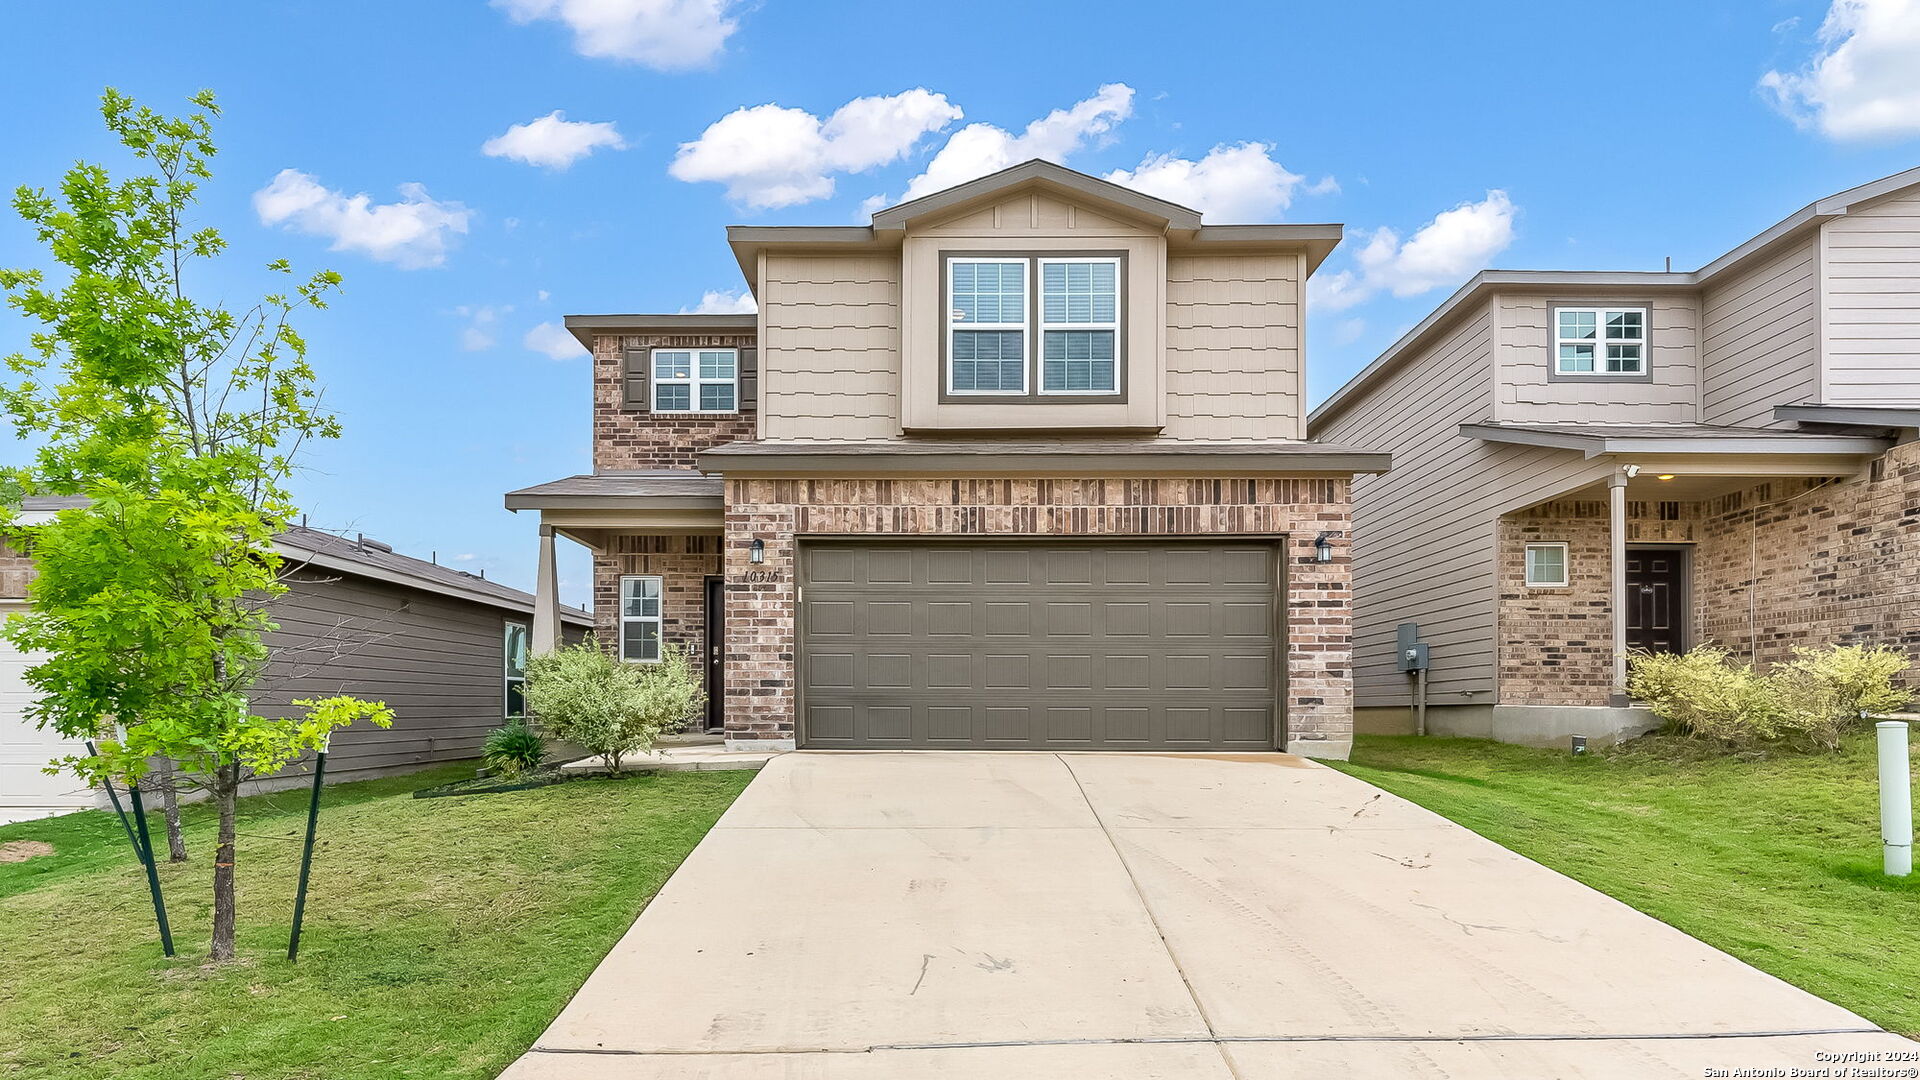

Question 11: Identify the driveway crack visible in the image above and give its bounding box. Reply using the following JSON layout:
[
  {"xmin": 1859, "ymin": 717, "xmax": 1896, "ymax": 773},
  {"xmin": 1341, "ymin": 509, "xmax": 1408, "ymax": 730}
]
[{"xmin": 1054, "ymin": 754, "xmax": 1245, "ymax": 1080}]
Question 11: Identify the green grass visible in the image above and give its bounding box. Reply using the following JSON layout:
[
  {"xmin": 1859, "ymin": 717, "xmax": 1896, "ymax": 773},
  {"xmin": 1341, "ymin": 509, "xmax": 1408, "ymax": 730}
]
[
  {"xmin": 0, "ymin": 762, "xmax": 752, "ymax": 1079},
  {"xmin": 1328, "ymin": 731, "xmax": 1920, "ymax": 1036}
]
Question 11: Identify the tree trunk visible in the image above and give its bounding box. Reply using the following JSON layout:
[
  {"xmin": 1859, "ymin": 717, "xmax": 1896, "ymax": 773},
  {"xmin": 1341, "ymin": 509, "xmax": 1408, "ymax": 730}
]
[
  {"xmin": 154, "ymin": 758, "xmax": 187, "ymax": 863},
  {"xmin": 209, "ymin": 762, "xmax": 239, "ymax": 961}
]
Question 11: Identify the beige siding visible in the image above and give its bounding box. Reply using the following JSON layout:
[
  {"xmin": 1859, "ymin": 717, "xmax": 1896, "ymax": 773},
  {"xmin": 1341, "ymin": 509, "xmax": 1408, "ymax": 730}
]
[
  {"xmin": 1163, "ymin": 253, "xmax": 1303, "ymax": 440},
  {"xmin": 1700, "ymin": 235, "xmax": 1820, "ymax": 427},
  {"xmin": 758, "ymin": 253, "xmax": 901, "ymax": 441},
  {"xmin": 1493, "ymin": 293, "xmax": 1701, "ymax": 423},
  {"xmin": 1822, "ymin": 187, "xmax": 1920, "ymax": 403},
  {"xmin": 1318, "ymin": 304, "xmax": 1621, "ymax": 709}
]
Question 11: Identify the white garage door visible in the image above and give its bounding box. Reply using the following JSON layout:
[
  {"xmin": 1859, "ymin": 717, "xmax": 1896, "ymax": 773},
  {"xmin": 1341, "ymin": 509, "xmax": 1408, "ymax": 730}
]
[{"xmin": 0, "ymin": 601, "xmax": 99, "ymax": 824}]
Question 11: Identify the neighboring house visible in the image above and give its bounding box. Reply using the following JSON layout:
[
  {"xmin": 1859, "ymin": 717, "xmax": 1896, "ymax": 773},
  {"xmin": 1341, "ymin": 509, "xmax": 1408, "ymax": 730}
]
[
  {"xmin": 508, "ymin": 160, "xmax": 1388, "ymax": 758},
  {"xmin": 1308, "ymin": 166, "xmax": 1920, "ymax": 747},
  {"xmin": 1, "ymin": 498, "xmax": 591, "ymax": 823}
]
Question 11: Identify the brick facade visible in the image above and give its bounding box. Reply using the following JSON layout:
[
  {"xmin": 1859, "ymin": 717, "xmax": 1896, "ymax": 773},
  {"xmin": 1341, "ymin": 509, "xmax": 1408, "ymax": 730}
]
[
  {"xmin": 592, "ymin": 534, "xmax": 721, "ymax": 661},
  {"xmin": 593, "ymin": 332, "xmax": 756, "ymax": 471},
  {"xmin": 1497, "ymin": 441, "xmax": 1920, "ymax": 706},
  {"xmin": 0, "ymin": 541, "xmax": 33, "ymax": 600},
  {"xmin": 722, "ymin": 477, "xmax": 1355, "ymax": 754}
]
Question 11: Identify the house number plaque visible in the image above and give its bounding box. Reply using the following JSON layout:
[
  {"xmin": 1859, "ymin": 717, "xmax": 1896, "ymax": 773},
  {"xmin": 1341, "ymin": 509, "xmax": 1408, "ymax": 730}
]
[{"xmin": 740, "ymin": 569, "xmax": 782, "ymax": 583}]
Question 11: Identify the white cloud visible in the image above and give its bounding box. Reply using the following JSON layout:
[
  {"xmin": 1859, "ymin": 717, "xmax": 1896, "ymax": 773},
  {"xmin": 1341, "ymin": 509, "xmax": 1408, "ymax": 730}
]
[
  {"xmin": 455, "ymin": 304, "xmax": 512, "ymax": 351},
  {"xmin": 494, "ymin": 0, "xmax": 740, "ymax": 70},
  {"xmin": 253, "ymin": 169, "xmax": 472, "ymax": 269},
  {"xmin": 1310, "ymin": 190, "xmax": 1516, "ymax": 311},
  {"xmin": 682, "ymin": 289, "xmax": 756, "ymax": 314},
  {"xmin": 483, "ymin": 110, "xmax": 627, "ymax": 169},
  {"xmin": 1104, "ymin": 142, "xmax": 1307, "ymax": 222},
  {"xmin": 895, "ymin": 83, "xmax": 1135, "ymax": 204},
  {"xmin": 537, "ymin": 289, "xmax": 551, "ymax": 302},
  {"xmin": 1332, "ymin": 318, "xmax": 1367, "ymax": 346},
  {"xmin": 669, "ymin": 89, "xmax": 962, "ymax": 209},
  {"xmin": 1761, "ymin": 0, "xmax": 1920, "ymax": 140},
  {"xmin": 524, "ymin": 321, "xmax": 584, "ymax": 360}
]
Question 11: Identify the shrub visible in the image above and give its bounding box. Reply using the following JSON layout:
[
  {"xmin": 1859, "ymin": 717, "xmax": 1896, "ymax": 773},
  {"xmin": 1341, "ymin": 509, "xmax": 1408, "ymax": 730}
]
[
  {"xmin": 1628, "ymin": 643, "xmax": 1913, "ymax": 752},
  {"xmin": 524, "ymin": 641, "xmax": 703, "ymax": 773},
  {"xmin": 481, "ymin": 722, "xmax": 547, "ymax": 778}
]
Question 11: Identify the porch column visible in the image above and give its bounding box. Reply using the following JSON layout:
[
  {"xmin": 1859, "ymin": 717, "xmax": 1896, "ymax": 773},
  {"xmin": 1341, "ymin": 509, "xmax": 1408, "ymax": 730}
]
[
  {"xmin": 1609, "ymin": 469, "xmax": 1629, "ymax": 706},
  {"xmin": 532, "ymin": 524, "xmax": 561, "ymax": 656}
]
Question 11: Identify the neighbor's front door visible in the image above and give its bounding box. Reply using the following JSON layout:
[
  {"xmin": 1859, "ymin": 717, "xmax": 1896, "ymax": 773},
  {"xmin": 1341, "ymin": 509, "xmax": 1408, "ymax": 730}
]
[
  {"xmin": 704, "ymin": 577, "xmax": 725, "ymax": 732},
  {"xmin": 1625, "ymin": 548, "xmax": 1686, "ymax": 655}
]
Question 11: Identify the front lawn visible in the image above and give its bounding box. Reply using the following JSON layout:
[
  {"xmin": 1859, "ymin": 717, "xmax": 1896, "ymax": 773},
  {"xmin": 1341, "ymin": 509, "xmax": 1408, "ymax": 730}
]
[
  {"xmin": 0, "ymin": 763, "xmax": 751, "ymax": 1079},
  {"xmin": 1330, "ymin": 731, "xmax": 1920, "ymax": 1037}
]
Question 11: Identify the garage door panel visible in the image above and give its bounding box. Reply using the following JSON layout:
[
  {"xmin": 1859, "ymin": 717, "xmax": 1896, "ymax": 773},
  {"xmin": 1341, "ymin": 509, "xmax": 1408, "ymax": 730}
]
[{"xmin": 799, "ymin": 542, "xmax": 1280, "ymax": 750}]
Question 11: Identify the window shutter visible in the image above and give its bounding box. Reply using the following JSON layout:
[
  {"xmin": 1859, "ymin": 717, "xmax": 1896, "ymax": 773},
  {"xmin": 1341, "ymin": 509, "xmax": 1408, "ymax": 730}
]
[
  {"xmin": 738, "ymin": 347, "xmax": 758, "ymax": 414},
  {"xmin": 622, "ymin": 348, "xmax": 649, "ymax": 411}
]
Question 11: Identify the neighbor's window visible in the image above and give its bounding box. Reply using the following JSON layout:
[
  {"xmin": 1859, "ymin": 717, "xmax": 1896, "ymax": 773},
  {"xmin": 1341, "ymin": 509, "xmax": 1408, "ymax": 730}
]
[
  {"xmin": 1554, "ymin": 307, "xmax": 1646, "ymax": 375},
  {"xmin": 619, "ymin": 575, "xmax": 664, "ymax": 662},
  {"xmin": 1040, "ymin": 257, "xmax": 1120, "ymax": 393},
  {"xmin": 1524, "ymin": 543, "xmax": 1570, "ymax": 588},
  {"xmin": 504, "ymin": 621, "xmax": 530, "ymax": 719},
  {"xmin": 947, "ymin": 258, "xmax": 1028, "ymax": 394},
  {"xmin": 652, "ymin": 348, "xmax": 737, "ymax": 412}
]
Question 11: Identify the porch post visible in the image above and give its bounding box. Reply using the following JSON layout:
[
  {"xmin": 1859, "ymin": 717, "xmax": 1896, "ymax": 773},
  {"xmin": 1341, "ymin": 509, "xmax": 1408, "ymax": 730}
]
[
  {"xmin": 532, "ymin": 523, "xmax": 561, "ymax": 656},
  {"xmin": 1608, "ymin": 469, "xmax": 1629, "ymax": 706}
]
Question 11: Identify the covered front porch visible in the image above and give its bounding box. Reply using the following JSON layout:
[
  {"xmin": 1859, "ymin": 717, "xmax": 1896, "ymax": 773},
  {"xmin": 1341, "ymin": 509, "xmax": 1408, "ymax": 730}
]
[
  {"xmin": 1467, "ymin": 422, "xmax": 1894, "ymax": 742},
  {"xmin": 506, "ymin": 471, "xmax": 728, "ymax": 733}
]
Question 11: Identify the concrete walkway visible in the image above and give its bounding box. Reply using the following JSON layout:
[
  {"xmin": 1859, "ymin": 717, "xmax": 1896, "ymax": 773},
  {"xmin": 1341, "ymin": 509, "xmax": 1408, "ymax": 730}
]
[{"xmin": 502, "ymin": 751, "xmax": 1913, "ymax": 1079}]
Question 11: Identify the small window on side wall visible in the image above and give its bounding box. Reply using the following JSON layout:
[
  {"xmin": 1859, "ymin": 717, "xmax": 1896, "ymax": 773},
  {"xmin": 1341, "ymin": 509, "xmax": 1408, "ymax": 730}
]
[
  {"xmin": 1524, "ymin": 543, "xmax": 1570, "ymax": 588},
  {"xmin": 504, "ymin": 621, "xmax": 530, "ymax": 720},
  {"xmin": 619, "ymin": 575, "xmax": 663, "ymax": 662},
  {"xmin": 652, "ymin": 348, "xmax": 737, "ymax": 413},
  {"xmin": 1554, "ymin": 306, "xmax": 1646, "ymax": 375}
]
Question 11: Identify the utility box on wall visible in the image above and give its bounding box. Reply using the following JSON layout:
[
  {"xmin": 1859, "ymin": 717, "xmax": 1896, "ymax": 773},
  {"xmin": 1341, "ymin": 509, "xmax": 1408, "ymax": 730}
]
[{"xmin": 1396, "ymin": 621, "xmax": 1429, "ymax": 673}]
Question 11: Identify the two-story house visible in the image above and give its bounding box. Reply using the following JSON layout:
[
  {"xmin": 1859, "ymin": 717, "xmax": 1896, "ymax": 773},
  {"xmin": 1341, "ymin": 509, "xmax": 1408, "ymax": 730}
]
[
  {"xmin": 507, "ymin": 160, "xmax": 1388, "ymax": 759},
  {"xmin": 1309, "ymin": 166, "xmax": 1920, "ymax": 747}
]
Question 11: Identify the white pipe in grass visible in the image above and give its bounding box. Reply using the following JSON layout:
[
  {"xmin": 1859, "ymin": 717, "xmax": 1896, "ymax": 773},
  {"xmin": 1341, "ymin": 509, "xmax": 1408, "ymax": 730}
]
[{"xmin": 1880, "ymin": 721, "xmax": 1912, "ymax": 878}]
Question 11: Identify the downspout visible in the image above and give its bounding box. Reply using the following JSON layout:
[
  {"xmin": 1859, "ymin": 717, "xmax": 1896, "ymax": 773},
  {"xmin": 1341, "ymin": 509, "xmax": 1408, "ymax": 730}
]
[{"xmin": 1609, "ymin": 467, "xmax": 1632, "ymax": 707}]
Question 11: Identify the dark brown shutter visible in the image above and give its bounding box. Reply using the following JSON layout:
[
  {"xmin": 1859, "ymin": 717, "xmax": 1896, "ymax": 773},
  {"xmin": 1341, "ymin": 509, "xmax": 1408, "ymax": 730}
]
[
  {"xmin": 622, "ymin": 348, "xmax": 649, "ymax": 411},
  {"xmin": 738, "ymin": 346, "xmax": 758, "ymax": 414}
]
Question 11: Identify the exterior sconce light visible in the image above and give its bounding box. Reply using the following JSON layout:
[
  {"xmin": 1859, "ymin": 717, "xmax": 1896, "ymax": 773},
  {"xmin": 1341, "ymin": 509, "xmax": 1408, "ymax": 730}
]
[
  {"xmin": 1313, "ymin": 531, "xmax": 1337, "ymax": 564},
  {"xmin": 748, "ymin": 538, "xmax": 766, "ymax": 565}
]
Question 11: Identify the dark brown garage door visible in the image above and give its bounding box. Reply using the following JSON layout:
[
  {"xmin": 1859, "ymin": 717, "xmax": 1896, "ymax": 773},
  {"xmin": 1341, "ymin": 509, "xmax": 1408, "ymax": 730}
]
[{"xmin": 799, "ymin": 541, "xmax": 1281, "ymax": 750}]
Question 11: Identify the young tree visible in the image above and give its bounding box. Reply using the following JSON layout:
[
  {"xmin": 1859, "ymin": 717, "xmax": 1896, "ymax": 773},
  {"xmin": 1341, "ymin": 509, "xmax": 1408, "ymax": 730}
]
[{"xmin": 0, "ymin": 89, "xmax": 390, "ymax": 961}]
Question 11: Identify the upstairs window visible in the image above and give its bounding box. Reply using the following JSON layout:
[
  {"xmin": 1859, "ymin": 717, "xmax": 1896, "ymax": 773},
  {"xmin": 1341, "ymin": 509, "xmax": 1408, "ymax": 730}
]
[
  {"xmin": 1554, "ymin": 306, "xmax": 1646, "ymax": 376},
  {"xmin": 652, "ymin": 348, "xmax": 737, "ymax": 412},
  {"xmin": 947, "ymin": 258, "xmax": 1028, "ymax": 394},
  {"xmin": 1040, "ymin": 258, "xmax": 1120, "ymax": 394},
  {"xmin": 945, "ymin": 253, "xmax": 1124, "ymax": 398}
]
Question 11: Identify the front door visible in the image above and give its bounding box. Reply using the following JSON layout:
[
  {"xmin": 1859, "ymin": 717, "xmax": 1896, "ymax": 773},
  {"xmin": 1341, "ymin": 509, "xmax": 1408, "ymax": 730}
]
[
  {"xmin": 703, "ymin": 577, "xmax": 725, "ymax": 732},
  {"xmin": 1625, "ymin": 547, "xmax": 1686, "ymax": 655}
]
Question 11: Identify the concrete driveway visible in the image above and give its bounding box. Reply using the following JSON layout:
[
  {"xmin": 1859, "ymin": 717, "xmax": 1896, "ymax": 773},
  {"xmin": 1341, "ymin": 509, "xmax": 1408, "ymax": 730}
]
[{"xmin": 502, "ymin": 751, "xmax": 1912, "ymax": 1079}]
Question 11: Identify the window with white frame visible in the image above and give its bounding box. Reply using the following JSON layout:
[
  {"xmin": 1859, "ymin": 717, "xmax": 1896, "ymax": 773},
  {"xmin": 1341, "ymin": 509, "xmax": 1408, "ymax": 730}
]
[
  {"xmin": 1524, "ymin": 543, "xmax": 1570, "ymax": 588},
  {"xmin": 618, "ymin": 575, "xmax": 664, "ymax": 662},
  {"xmin": 1039, "ymin": 257, "xmax": 1120, "ymax": 393},
  {"xmin": 1554, "ymin": 306, "xmax": 1646, "ymax": 375},
  {"xmin": 504, "ymin": 621, "xmax": 530, "ymax": 719},
  {"xmin": 947, "ymin": 258, "xmax": 1028, "ymax": 394},
  {"xmin": 652, "ymin": 348, "xmax": 737, "ymax": 412}
]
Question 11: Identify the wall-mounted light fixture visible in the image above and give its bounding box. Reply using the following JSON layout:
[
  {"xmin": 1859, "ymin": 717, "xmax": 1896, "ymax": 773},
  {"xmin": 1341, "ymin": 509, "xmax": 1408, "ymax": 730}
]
[
  {"xmin": 1313, "ymin": 531, "xmax": 1337, "ymax": 564},
  {"xmin": 749, "ymin": 538, "xmax": 766, "ymax": 565}
]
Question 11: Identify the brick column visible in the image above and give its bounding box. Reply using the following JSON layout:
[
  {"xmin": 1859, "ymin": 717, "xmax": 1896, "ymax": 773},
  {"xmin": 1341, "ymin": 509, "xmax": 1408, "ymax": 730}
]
[
  {"xmin": 723, "ymin": 483, "xmax": 798, "ymax": 749},
  {"xmin": 1284, "ymin": 529, "xmax": 1354, "ymax": 758}
]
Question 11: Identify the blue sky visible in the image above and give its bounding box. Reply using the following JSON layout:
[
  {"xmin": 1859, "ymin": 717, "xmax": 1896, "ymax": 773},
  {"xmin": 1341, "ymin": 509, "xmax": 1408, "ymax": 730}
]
[{"xmin": 3, "ymin": 0, "xmax": 1919, "ymax": 608}]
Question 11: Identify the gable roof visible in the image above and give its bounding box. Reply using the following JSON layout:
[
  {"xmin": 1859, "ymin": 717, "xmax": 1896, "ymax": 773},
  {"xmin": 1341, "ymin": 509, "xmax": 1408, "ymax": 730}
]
[
  {"xmin": 868, "ymin": 158, "xmax": 1204, "ymax": 232},
  {"xmin": 1308, "ymin": 163, "xmax": 1920, "ymax": 434}
]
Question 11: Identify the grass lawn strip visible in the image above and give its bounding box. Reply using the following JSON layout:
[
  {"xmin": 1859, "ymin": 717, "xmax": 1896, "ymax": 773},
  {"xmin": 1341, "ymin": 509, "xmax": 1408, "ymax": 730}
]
[{"xmin": 0, "ymin": 763, "xmax": 751, "ymax": 1079}]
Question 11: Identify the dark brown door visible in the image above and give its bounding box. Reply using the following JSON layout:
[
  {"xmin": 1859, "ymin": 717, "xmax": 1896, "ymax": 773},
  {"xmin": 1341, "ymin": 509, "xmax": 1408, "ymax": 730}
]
[
  {"xmin": 703, "ymin": 576, "xmax": 725, "ymax": 732},
  {"xmin": 798, "ymin": 541, "xmax": 1281, "ymax": 750},
  {"xmin": 1625, "ymin": 548, "xmax": 1686, "ymax": 655}
]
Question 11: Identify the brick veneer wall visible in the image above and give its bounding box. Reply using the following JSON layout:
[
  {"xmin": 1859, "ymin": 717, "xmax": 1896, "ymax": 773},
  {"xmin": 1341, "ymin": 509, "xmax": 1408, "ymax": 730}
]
[
  {"xmin": 593, "ymin": 332, "xmax": 756, "ymax": 471},
  {"xmin": 1496, "ymin": 441, "xmax": 1920, "ymax": 706},
  {"xmin": 722, "ymin": 477, "xmax": 1355, "ymax": 755},
  {"xmin": 0, "ymin": 542, "xmax": 33, "ymax": 599},
  {"xmin": 592, "ymin": 534, "xmax": 721, "ymax": 660},
  {"xmin": 1497, "ymin": 500, "xmax": 1695, "ymax": 706}
]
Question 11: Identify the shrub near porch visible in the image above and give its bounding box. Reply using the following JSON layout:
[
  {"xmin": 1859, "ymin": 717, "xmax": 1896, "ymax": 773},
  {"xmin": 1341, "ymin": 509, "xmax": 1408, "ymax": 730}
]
[{"xmin": 1330, "ymin": 732, "xmax": 1920, "ymax": 1037}]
